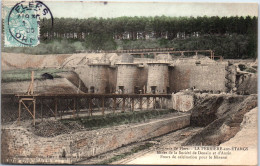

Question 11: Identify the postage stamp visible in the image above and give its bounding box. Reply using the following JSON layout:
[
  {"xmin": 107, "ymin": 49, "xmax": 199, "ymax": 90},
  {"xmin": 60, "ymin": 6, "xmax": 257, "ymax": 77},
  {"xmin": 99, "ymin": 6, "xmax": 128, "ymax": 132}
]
[{"xmin": 4, "ymin": 1, "xmax": 53, "ymax": 47}]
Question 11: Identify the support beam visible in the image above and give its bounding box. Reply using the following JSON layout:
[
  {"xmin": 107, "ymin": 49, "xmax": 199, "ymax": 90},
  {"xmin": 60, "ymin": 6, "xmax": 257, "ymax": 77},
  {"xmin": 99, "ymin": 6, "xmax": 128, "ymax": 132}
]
[
  {"xmin": 76, "ymin": 98, "xmax": 79, "ymax": 117},
  {"xmin": 73, "ymin": 98, "xmax": 76, "ymax": 118},
  {"xmin": 18, "ymin": 100, "xmax": 21, "ymax": 125},
  {"xmin": 41, "ymin": 99, "xmax": 43, "ymax": 121},
  {"xmin": 153, "ymin": 53, "xmax": 157, "ymax": 59},
  {"xmin": 153, "ymin": 97, "xmax": 156, "ymax": 109},
  {"xmin": 131, "ymin": 98, "xmax": 134, "ymax": 112},
  {"xmin": 102, "ymin": 97, "xmax": 105, "ymax": 116},
  {"xmin": 89, "ymin": 98, "xmax": 93, "ymax": 116},
  {"xmin": 60, "ymin": 99, "xmax": 63, "ymax": 120},
  {"xmin": 122, "ymin": 97, "xmax": 125, "ymax": 112},
  {"xmin": 113, "ymin": 98, "xmax": 116, "ymax": 113},
  {"xmin": 160, "ymin": 97, "xmax": 163, "ymax": 109},
  {"xmin": 21, "ymin": 101, "xmax": 33, "ymax": 117},
  {"xmin": 33, "ymin": 99, "xmax": 36, "ymax": 126},
  {"xmin": 140, "ymin": 97, "xmax": 143, "ymax": 110},
  {"xmin": 147, "ymin": 97, "xmax": 149, "ymax": 110},
  {"xmin": 54, "ymin": 98, "xmax": 58, "ymax": 119}
]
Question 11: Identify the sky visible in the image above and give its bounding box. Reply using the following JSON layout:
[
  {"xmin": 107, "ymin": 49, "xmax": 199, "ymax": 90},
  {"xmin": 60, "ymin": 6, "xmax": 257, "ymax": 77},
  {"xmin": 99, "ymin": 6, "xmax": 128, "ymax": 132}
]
[{"xmin": 2, "ymin": 1, "xmax": 259, "ymax": 18}]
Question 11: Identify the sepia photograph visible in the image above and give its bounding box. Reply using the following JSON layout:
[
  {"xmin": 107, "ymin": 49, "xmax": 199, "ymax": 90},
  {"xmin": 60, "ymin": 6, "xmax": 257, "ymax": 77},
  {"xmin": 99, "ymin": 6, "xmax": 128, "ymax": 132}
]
[{"xmin": 1, "ymin": 0, "xmax": 258, "ymax": 165}]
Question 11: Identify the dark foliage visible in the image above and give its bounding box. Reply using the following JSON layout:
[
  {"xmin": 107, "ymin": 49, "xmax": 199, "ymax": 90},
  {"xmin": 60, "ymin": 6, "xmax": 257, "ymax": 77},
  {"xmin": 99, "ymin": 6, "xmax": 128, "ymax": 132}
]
[{"xmin": 2, "ymin": 16, "xmax": 257, "ymax": 58}]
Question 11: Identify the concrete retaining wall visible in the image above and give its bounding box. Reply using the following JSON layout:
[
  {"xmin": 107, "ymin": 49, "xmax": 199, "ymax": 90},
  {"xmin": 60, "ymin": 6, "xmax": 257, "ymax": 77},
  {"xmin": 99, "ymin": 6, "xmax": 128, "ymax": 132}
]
[
  {"xmin": 170, "ymin": 62, "xmax": 233, "ymax": 92},
  {"xmin": 2, "ymin": 114, "xmax": 190, "ymax": 164},
  {"xmin": 73, "ymin": 60, "xmax": 234, "ymax": 95}
]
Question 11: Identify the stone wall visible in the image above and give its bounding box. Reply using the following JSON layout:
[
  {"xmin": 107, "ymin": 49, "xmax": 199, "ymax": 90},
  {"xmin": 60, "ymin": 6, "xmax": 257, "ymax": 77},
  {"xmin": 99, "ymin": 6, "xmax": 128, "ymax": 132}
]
[
  {"xmin": 108, "ymin": 67, "xmax": 117, "ymax": 93},
  {"xmin": 73, "ymin": 59, "xmax": 235, "ymax": 94},
  {"xmin": 2, "ymin": 114, "xmax": 190, "ymax": 164},
  {"xmin": 147, "ymin": 63, "xmax": 169, "ymax": 93},
  {"xmin": 170, "ymin": 62, "xmax": 235, "ymax": 92},
  {"xmin": 136, "ymin": 65, "xmax": 148, "ymax": 93},
  {"xmin": 75, "ymin": 65, "xmax": 110, "ymax": 93},
  {"xmin": 116, "ymin": 64, "xmax": 139, "ymax": 93}
]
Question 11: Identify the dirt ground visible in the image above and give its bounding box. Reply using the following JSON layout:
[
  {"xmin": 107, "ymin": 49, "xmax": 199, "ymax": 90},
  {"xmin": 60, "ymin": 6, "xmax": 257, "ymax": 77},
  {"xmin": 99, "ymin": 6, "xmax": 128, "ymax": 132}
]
[
  {"xmin": 185, "ymin": 94, "xmax": 257, "ymax": 146},
  {"xmin": 118, "ymin": 106, "xmax": 257, "ymax": 165},
  {"xmin": 1, "ymin": 52, "xmax": 71, "ymax": 70},
  {"xmin": 6, "ymin": 110, "xmax": 185, "ymax": 138}
]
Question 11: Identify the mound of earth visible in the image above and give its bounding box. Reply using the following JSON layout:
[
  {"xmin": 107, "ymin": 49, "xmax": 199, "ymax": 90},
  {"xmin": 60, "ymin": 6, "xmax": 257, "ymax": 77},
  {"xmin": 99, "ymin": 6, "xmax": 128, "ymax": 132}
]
[
  {"xmin": 61, "ymin": 53, "xmax": 119, "ymax": 67},
  {"xmin": 221, "ymin": 107, "xmax": 257, "ymax": 147},
  {"xmin": 2, "ymin": 52, "xmax": 70, "ymax": 70},
  {"xmin": 32, "ymin": 120, "xmax": 85, "ymax": 137},
  {"xmin": 2, "ymin": 78, "xmax": 83, "ymax": 94},
  {"xmin": 190, "ymin": 94, "xmax": 246, "ymax": 126},
  {"xmin": 183, "ymin": 94, "xmax": 257, "ymax": 146},
  {"xmin": 236, "ymin": 73, "xmax": 257, "ymax": 94}
]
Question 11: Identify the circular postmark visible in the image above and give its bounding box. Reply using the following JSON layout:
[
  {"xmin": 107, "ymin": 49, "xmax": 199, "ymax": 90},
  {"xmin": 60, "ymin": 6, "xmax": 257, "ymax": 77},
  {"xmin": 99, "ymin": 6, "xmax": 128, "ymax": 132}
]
[{"xmin": 7, "ymin": 1, "xmax": 53, "ymax": 46}]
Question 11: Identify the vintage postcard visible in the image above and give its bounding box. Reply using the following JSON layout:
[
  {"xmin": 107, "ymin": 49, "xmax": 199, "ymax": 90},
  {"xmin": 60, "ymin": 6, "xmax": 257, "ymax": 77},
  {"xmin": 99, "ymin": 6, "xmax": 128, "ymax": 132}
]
[{"xmin": 1, "ymin": 0, "xmax": 258, "ymax": 165}]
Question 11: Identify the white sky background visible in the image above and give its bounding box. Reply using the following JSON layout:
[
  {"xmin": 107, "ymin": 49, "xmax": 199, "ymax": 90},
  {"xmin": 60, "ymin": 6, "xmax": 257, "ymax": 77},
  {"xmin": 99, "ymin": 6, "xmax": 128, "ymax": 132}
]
[
  {"xmin": 46, "ymin": 1, "xmax": 259, "ymax": 18},
  {"xmin": 2, "ymin": 1, "xmax": 258, "ymax": 18}
]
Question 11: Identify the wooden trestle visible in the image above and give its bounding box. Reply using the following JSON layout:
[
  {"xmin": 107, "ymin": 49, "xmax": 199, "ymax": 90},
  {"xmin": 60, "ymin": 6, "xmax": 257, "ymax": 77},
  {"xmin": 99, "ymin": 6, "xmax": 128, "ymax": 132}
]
[{"xmin": 3, "ymin": 93, "xmax": 171, "ymax": 126}]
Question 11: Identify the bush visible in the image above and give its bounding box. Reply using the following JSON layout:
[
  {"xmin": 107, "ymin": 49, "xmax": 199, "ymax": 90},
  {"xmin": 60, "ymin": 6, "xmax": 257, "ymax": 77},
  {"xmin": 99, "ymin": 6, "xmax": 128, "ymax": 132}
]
[
  {"xmin": 85, "ymin": 33, "xmax": 117, "ymax": 50},
  {"xmin": 2, "ymin": 33, "xmax": 257, "ymax": 59},
  {"xmin": 3, "ymin": 39, "xmax": 77, "ymax": 55}
]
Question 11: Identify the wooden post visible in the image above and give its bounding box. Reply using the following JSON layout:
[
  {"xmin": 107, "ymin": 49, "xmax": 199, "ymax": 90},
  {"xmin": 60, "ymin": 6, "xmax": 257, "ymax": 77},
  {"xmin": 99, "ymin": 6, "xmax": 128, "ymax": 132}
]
[
  {"xmin": 113, "ymin": 98, "xmax": 116, "ymax": 113},
  {"xmin": 88, "ymin": 98, "xmax": 93, "ymax": 116},
  {"xmin": 97, "ymin": 99, "xmax": 100, "ymax": 112},
  {"xmin": 131, "ymin": 98, "xmax": 134, "ymax": 112},
  {"xmin": 90, "ymin": 98, "xmax": 93, "ymax": 116},
  {"xmin": 27, "ymin": 71, "xmax": 34, "ymax": 95},
  {"xmin": 147, "ymin": 97, "xmax": 149, "ymax": 110},
  {"xmin": 76, "ymin": 98, "xmax": 79, "ymax": 117},
  {"xmin": 102, "ymin": 97, "xmax": 105, "ymax": 116},
  {"xmin": 140, "ymin": 97, "xmax": 142, "ymax": 110},
  {"xmin": 31, "ymin": 71, "xmax": 34, "ymax": 94},
  {"xmin": 66, "ymin": 99, "xmax": 69, "ymax": 114},
  {"xmin": 122, "ymin": 97, "xmax": 125, "ymax": 112},
  {"xmin": 88, "ymin": 99, "xmax": 91, "ymax": 116},
  {"xmin": 160, "ymin": 97, "xmax": 163, "ymax": 109},
  {"xmin": 54, "ymin": 98, "xmax": 57, "ymax": 119},
  {"xmin": 41, "ymin": 99, "xmax": 43, "ymax": 121},
  {"xmin": 18, "ymin": 99, "xmax": 21, "ymax": 125},
  {"xmin": 153, "ymin": 97, "xmax": 156, "ymax": 109},
  {"xmin": 33, "ymin": 99, "xmax": 36, "ymax": 126},
  {"xmin": 60, "ymin": 99, "xmax": 63, "ymax": 120},
  {"xmin": 153, "ymin": 53, "xmax": 156, "ymax": 59},
  {"xmin": 73, "ymin": 98, "xmax": 76, "ymax": 118}
]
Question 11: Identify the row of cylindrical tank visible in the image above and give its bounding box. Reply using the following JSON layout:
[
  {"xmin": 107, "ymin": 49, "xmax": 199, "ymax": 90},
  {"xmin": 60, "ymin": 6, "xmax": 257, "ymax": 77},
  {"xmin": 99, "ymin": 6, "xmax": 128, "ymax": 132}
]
[{"xmin": 75, "ymin": 63, "xmax": 170, "ymax": 94}]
